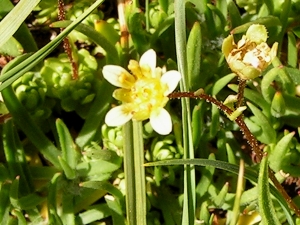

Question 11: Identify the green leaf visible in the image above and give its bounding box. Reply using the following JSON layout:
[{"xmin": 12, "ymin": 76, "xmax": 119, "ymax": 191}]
[
  {"xmin": 51, "ymin": 21, "xmax": 119, "ymax": 64},
  {"xmin": 0, "ymin": 182, "xmax": 11, "ymax": 223},
  {"xmin": 15, "ymin": 194, "xmax": 44, "ymax": 210},
  {"xmin": 76, "ymin": 80, "xmax": 113, "ymax": 148},
  {"xmin": 228, "ymin": 84, "xmax": 270, "ymax": 113},
  {"xmin": 144, "ymin": 158, "xmax": 294, "ymax": 225},
  {"xmin": 258, "ymin": 154, "xmax": 281, "ymax": 225},
  {"xmin": 227, "ymin": 0, "xmax": 241, "ymax": 28},
  {"xmin": 80, "ymin": 181, "xmax": 124, "ymax": 204},
  {"xmin": 212, "ymin": 73, "xmax": 236, "ymax": 95},
  {"xmin": 0, "ymin": 37, "xmax": 23, "ymax": 57},
  {"xmin": 77, "ymin": 204, "xmax": 111, "ymax": 224},
  {"xmin": 56, "ymin": 119, "xmax": 78, "ymax": 170},
  {"xmin": 9, "ymin": 177, "xmax": 20, "ymax": 208},
  {"xmin": 196, "ymin": 154, "xmax": 215, "ymax": 197},
  {"xmin": 209, "ymin": 104, "xmax": 220, "ymax": 138},
  {"xmin": 187, "ymin": 22, "xmax": 201, "ymax": 90},
  {"xmin": 11, "ymin": 209, "xmax": 26, "ymax": 225},
  {"xmin": 247, "ymin": 102, "xmax": 276, "ymax": 144},
  {"xmin": 213, "ymin": 182, "xmax": 229, "ymax": 207},
  {"xmin": 268, "ymin": 132, "xmax": 295, "ymax": 172},
  {"xmin": 272, "ymin": 57, "xmax": 295, "ymax": 95},
  {"xmin": 174, "ymin": 1, "xmax": 196, "ymax": 224},
  {"xmin": 271, "ymin": 91, "xmax": 286, "ymax": 118},
  {"xmin": 76, "ymin": 160, "xmax": 121, "ymax": 178},
  {"xmin": 0, "ymin": 0, "xmax": 105, "ymax": 91},
  {"xmin": 287, "ymin": 31, "xmax": 297, "ymax": 67},
  {"xmin": 231, "ymin": 16, "xmax": 281, "ymax": 34},
  {"xmin": 0, "ymin": 0, "xmax": 40, "ymax": 48},
  {"xmin": 261, "ymin": 67, "xmax": 280, "ymax": 103},
  {"xmin": 105, "ymin": 195, "xmax": 125, "ymax": 225},
  {"xmin": 58, "ymin": 157, "xmax": 76, "ymax": 180},
  {"xmin": 48, "ymin": 173, "xmax": 63, "ymax": 225}
]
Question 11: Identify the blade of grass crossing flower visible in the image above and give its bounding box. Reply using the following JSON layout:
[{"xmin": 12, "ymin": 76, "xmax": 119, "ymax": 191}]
[
  {"xmin": 0, "ymin": 0, "xmax": 40, "ymax": 48},
  {"xmin": 123, "ymin": 122, "xmax": 136, "ymax": 225},
  {"xmin": 133, "ymin": 121, "xmax": 146, "ymax": 225},
  {"xmin": 174, "ymin": 1, "xmax": 196, "ymax": 224},
  {"xmin": 258, "ymin": 154, "xmax": 281, "ymax": 225}
]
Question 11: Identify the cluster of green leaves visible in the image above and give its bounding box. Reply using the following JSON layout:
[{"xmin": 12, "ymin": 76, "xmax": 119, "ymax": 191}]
[{"xmin": 1, "ymin": 0, "xmax": 300, "ymax": 224}]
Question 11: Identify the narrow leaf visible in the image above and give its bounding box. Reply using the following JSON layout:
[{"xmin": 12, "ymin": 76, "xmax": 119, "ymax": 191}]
[{"xmin": 258, "ymin": 154, "xmax": 281, "ymax": 225}]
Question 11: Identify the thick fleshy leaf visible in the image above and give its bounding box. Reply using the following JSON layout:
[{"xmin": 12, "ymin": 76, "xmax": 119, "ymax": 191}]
[
  {"xmin": 105, "ymin": 105, "xmax": 132, "ymax": 127},
  {"xmin": 150, "ymin": 108, "xmax": 172, "ymax": 135},
  {"xmin": 103, "ymin": 65, "xmax": 134, "ymax": 89},
  {"xmin": 139, "ymin": 49, "xmax": 156, "ymax": 76},
  {"xmin": 160, "ymin": 70, "xmax": 181, "ymax": 95}
]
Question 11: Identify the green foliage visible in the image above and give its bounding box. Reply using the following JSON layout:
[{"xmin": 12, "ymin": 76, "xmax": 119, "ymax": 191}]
[{"xmin": 1, "ymin": 0, "xmax": 300, "ymax": 224}]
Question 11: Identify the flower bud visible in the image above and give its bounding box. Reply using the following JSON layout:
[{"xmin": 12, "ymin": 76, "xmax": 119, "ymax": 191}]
[{"xmin": 222, "ymin": 24, "xmax": 278, "ymax": 80}]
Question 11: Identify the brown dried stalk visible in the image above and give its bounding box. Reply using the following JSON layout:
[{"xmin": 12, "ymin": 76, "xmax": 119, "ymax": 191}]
[
  {"xmin": 168, "ymin": 90, "xmax": 300, "ymax": 217},
  {"xmin": 58, "ymin": 0, "xmax": 78, "ymax": 80}
]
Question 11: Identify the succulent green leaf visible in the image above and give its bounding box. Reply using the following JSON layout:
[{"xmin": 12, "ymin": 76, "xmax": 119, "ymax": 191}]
[
  {"xmin": 247, "ymin": 102, "xmax": 276, "ymax": 144},
  {"xmin": 58, "ymin": 157, "xmax": 76, "ymax": 180},
  {"xmin": 56, "ymin": 119, "xmax": 78, "ymax": 170},
  {"xmin": 258, "ymin": 154, "xmax": 281, "ymax": 225},
  {"xmin": 187, "ymin": 22, "xmax": 201, "ymax": 90},
  {"xmin": 268, "ymin": 132, "xmax": 295, "ymax": 172}
]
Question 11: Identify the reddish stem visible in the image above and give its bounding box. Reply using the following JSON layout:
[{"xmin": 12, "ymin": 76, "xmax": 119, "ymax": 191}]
[
  {"xmin": 58, "ymin": 0, "xmax": 78, "ymax": 80},
  {"xmin": 168, "ymin": 90, "xmax": 300, "ymax": 217}
]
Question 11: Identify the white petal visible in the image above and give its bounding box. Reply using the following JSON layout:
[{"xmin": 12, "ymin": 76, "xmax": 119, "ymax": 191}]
[
  {"xmin": 103, "ymin": 65, "xmax": 131, "ymax": 88},
  {"xmin": 160, "ymin": 71, "xmax": 181, "ymax": 95},
  {"xmin": 105, "ymin": 105, "xmax": 132, "ymax": 127},
  {"xmin": 150, "ymin": 108, "xmax": 172, "ymax": 135},
  {"xmin": 139, "ymin": 49, "xmax": 156, "ymax": 74}
]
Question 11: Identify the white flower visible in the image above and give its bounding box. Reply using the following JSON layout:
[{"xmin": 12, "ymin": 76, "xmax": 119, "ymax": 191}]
[{"xmin": 103, "ymin": 49, "xmax": 181, "ymax": 135}]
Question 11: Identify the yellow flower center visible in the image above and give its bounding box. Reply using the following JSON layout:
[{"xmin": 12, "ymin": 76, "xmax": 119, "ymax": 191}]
[{"xmin": 113, "ymin": 60, "xmax": 169, "ymax": 121}]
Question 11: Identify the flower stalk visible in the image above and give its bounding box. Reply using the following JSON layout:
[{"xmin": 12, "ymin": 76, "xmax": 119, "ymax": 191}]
[{"xmin": 168, "ymin": 90, "xmax": 300, "ymax": 217}]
